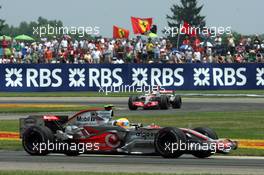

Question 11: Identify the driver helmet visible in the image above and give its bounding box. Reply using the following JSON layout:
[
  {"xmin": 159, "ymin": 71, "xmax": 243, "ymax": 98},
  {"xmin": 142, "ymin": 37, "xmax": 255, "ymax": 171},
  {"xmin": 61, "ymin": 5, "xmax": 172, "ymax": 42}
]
[{"xmin": 114, "ymin": 118, "xmax": 130, "ymax": 128}]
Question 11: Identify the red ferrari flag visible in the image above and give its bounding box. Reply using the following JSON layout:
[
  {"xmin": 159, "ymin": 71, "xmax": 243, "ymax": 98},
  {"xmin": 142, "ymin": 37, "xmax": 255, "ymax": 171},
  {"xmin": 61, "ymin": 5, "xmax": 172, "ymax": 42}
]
[
  {"xmin": 181, "ymin": 21, "xmax": 197, "ymax": 37},
  {"xmin": 113, "ymin": 25, "xmax": 130, "ymax": 39},
  {"xmin": 131, "ymin": 17, "xmax": 153, "ymax": 34}
]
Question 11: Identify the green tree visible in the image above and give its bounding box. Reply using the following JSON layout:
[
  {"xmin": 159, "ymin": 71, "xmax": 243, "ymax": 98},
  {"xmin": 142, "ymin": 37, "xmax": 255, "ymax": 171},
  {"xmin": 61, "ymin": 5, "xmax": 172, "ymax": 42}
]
[
  {"xmin": 1, "ymin": 15, "xmax": 95, "ymax": 41},
  {"xmin": 35, "ymin": 16, "xmax": 64, "ymax": 40},
  {"xmin": 166, "ymin": 0, "xmax": 206, "ymax": 45},
  {"xmin": 0, "ymin": 5, "xmax": 7, "ymax": 35},
  {"xmin": 1, "ymin": 16, "xmax": 64, "ymax": 40}
]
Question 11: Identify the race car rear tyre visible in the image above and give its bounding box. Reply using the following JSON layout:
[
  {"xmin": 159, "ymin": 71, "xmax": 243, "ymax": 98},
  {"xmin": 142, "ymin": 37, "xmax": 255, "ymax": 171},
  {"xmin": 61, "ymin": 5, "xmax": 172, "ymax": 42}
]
[
  {"xmin": 159, "ymin": 95, "xmax": 169, "ymax": 110},
  {"xmin": 155, "ymin": 127, "xmax": 186, "ymax": 158},
  {"xmin": 128, "ymin": 96, "xmax": 138, "ymax": 110},
  {"xmin": 172, "ymin": 95, "xmax": 182, "ymax": 109},
  {"xmin": 22, "ymin": 126, "xmax": 54, "ymax": 156},
  {"xmin": 192, "ymin": 127, "xmax": 218, "ymax": 158}
]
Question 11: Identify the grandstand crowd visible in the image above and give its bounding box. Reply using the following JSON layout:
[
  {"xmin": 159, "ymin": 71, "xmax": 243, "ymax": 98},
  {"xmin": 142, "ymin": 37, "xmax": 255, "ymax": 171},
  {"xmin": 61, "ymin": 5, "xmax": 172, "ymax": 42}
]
[{"xmin": 0, "ymin": 34, "xmax": 263, "ymax": 64}]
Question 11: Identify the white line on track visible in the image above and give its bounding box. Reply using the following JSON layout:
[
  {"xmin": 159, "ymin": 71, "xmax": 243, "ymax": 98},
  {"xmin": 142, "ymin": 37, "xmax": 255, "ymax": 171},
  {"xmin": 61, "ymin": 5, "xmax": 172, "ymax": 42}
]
[
  {"xmin": 50, "ymin": 153, "xmax": 264, "ymax": 159},
  {"xmin": 211, "ymin": 155, "xmax": 264, "ymax": 160}
]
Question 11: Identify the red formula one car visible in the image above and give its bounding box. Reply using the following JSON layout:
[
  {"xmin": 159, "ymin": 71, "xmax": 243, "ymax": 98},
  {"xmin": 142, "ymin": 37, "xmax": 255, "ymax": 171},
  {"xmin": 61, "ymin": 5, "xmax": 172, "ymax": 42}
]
[
  {"xmin": 128, "ymin": 90, "xmax": 182, "ymax": 110},
  {"xmin": 19, "ymin": 107, "xmax": 237, "ymax": 158}
]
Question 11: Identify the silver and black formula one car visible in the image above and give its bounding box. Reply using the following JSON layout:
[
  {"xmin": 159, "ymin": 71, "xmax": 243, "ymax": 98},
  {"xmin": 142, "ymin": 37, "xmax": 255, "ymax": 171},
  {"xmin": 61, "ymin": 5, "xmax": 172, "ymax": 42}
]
[
  {"xmin": 128, "ymin": 90, "xmax": 182, "ymax": 110},
  {"xmin": 20, "ymin": 106, "xmax": 237, "ymax": 158}
]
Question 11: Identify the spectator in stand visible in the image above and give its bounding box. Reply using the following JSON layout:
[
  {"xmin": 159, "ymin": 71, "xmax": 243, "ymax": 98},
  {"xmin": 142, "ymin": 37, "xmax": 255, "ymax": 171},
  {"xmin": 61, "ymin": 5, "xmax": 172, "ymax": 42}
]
[
  {"xmin": 134, "ymin": 38, "xmax": 143, "ymax": 63},
  {"xmin": 91, "ymin": 47, "xmax": 101, "ymax": 64},
  {"xmin": 217, "ymin": 55, "xmax": 225, "ymax": 63},
  {"xmin": 159, "ymin": 45, "xmax": 166, "ymax": 63},
  {"xmin": 193, "ymin": 36, "xmax": 201, "ymax": 52},
  {"xmin": 31, "ymin": 49, "xmax": 39, "ymax": 63},
  {"xmin": 185, "ymin": 48, "xmax": 193, "ymax": 63},
  {"xmin": 9, "ymin": 55, "xmax": 14, "ymax": 63},
  {"xmin": 153, "ymin": 42, "xmax": 160, "ymax": 63},
  {"xmin": 245, "ymin": 37, "xmax": 252, "ymax": 52},
  {"xmin": 227, "ymin": 34, "xmax": 236, "ymax": 55},
  {"xmin": 13, "ymin": 41, "xmax": 22, "ymax": 63},
  {"xmin": 146, "ymin": 38, "xmax": 154, "ymax": 62},
  {"xmin": 234, "ymin": 53, "xmax": 244, "ymax": 63},
  {"xmin": 253, "ymin": 34, "xmax": 261, "ymax": 51},
  {"xmin": 68, "ymin": 44, "xmax": 74, "ymax": 63},
  {"xmin": 106, "ymin": 41, "xmax": 114, "ymax": 63},
  {"xmin": 82, "ymin": 40, "xmax": 88, "ymax": 52},
  {"xmin": 247, "ymin": 50, "xmax": 256, "ymax": 63},
  {"xmin": 182, "ymin": 36, "xmax": 190, "ymax": 45},
  {"xmin": 142, "ymin": 43, "xmax": 148, "ymax": 63},
  {"xmin": 193, "ymin": 50, "xmax": 201, "ymax": 63},
  {"xmin": 256, "ymin": 52, "xmax": 263, "ymax": 62},
  {"xmin": 225, "ymin": 52, "xmax": 233, "ymax": 63},
  {"xmin": 261, "ymin": 40, "xmax": 264, "ymax": 53},
  {"xmin": 211, "ymin": 54, "xmax": 218, "ymax": 63},
  {"xmin": 88, "ymin": 40, "xmax": 95, "ymax": 51},
  {"xmin": 215, "ymin": 34, "xmax": 222, "ymax": 46},
  {"xmin": 124, "ymin": 40, "xmax": 133, "ymax": 63},
  {"xmin": 1, "ymin": 31, "xmax": 264, "ymax": 64},
  {"xmin": 59, "ymin": 49, "xmax": 67, "ymax": 63},
  {"xmin": 214, "ymin": 34, "xmax": 222, "ymax": 55},
  {"xmin": 83, "ymin": 50, "xmax": 92, "ymax": 63},
  {"xmin": 60, "ymin": 37, "xmax": 68, "ymax": 50},
  {"xmin": 236, "ymin": 42, "xmax": 245, "ymax": 54},
  {"xmin": 166, "ymin": 40, "xmax": 173, "ymax": 51},
  {"xmin": 1, "ymin": 36, "xmax": 8, "ymax": 60},
  {"xmin": 103, "ymin": 44, "xmax": 111, "ymax": 63},
  {"xmin": 44, "ymin": 47, "xmax": 53, "ymax": 63},
  {"xmin": 25, "ymin": 51, "xmax": 32, "ymax": 63},
  {"xmin": 115, "ymin": 40, "xmax": 125, "ymax": 63},
  {"xmin": 202, "ymin": 54, "xmax": 209, "ymax": 63}
]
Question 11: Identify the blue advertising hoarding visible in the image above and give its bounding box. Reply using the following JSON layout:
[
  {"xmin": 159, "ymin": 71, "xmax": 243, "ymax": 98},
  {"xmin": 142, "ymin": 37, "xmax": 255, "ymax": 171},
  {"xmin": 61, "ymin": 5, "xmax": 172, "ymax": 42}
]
[{"xmin": 0, "ymin": 63, "xmax": 263, "ymax": 92}]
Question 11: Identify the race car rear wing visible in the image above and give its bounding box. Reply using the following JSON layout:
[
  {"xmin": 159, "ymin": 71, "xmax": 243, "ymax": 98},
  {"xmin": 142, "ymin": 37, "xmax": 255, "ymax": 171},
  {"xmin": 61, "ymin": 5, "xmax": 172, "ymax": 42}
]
[
  {"xmin": 19, "ymin": 115, "xmax": 68, "ymax": 138},
  {"xmin": 159, "ymin": 90, "xmax": 175, "ymax": 94}
]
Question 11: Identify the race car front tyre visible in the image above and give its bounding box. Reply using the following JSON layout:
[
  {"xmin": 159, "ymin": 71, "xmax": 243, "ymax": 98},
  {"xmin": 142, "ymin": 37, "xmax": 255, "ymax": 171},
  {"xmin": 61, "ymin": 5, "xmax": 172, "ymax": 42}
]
[
  {"xmin": 128, "ymin": 96, "xmax": 138, "ymax": 110},
  {"xmin": 172, "ymin": 95, "xmax": 182, "ymax": 109},
  {"xmin": 154, "ymin": 127, "xmax": 186, "ymax": 158},
  {"xmin": 159, "ymin": 95, "xmax": 169, "ymax": 110},
  {"xmin": 22, "ymin": 126, "xmax": 54, "ymax": 156},
  {"xmin": 191, "ymin": 127, "xmax": 218, "ymax": 158}
]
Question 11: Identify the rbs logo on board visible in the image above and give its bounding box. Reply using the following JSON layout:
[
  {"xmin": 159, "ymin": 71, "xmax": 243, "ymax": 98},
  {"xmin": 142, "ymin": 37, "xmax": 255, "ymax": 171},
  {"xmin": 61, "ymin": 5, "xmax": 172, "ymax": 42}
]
[
  {"xmin": 4, "ymin": 68, "xmax": 124, "ymax": 88},
  {"xmin": 193, "ymin": 67, "xmax": 247, "ymax": 87},
  {"xmin": 5, "ymin": 68, "xmax": 62, "ymax": 88}
]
